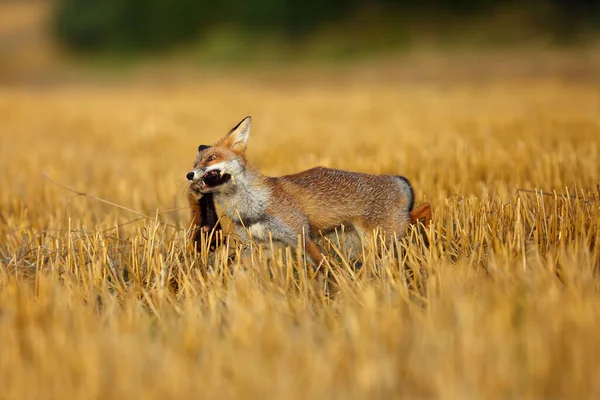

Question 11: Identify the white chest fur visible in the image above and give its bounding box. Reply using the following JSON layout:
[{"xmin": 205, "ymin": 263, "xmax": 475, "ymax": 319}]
[
  {"xmin": 213, "ymin": 175, "xmax": 270, "ymax": 224},
  {"xmin": 247, "ymin": 221, "xmax": 270, "ymax": 241}
]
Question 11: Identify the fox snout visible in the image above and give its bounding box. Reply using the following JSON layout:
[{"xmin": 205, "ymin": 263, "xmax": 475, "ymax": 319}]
[{"xmin": 186, "ymin": 170, "xmax": 203, "ymax": 182}]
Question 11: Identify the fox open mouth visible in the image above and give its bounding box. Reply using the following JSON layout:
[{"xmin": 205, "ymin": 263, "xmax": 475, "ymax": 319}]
[{"xmin": 200, "ymin": 170, "xmax": 231, "ymax": 191}]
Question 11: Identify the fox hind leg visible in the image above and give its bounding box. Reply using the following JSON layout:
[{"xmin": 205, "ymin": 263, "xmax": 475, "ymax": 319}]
[{"xmin": 358, "ymin": 211, "xmax": 411, "ymax": 262}]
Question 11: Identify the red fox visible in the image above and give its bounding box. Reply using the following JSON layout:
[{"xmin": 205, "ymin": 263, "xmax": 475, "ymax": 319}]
[{"xmin": 186, "ymin": 116, "xmax": 431, "ymax": 265}]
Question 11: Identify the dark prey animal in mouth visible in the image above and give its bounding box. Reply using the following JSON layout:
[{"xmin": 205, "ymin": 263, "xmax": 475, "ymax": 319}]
[{"xmin": 202, "ymin": 170, "xmax": 232, "ymax": 188}]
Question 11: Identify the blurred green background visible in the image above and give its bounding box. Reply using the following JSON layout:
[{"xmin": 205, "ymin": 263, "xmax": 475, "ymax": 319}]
[
  {"xmin": 51, "ymin": 0, "xmax": 599, "ymax": 54},
  {"xmin": 1, "ymin": 0, "xmax": 599, "ymax": 83}
]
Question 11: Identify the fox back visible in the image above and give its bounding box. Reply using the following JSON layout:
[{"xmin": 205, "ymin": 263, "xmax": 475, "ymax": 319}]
[{"xmin": 271, "ymin": 167, "xmax": 413, "ymax": 236}]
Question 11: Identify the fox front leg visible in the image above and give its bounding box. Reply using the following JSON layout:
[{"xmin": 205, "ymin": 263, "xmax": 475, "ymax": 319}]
[{"xmin": 295, "ymin": 236, "xmax": 324, "ymax": 266}]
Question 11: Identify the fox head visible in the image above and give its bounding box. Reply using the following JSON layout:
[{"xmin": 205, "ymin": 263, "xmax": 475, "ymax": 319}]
[{"xmin": 186, "ymin": 116, "xmax": 251, "ymax": 196}]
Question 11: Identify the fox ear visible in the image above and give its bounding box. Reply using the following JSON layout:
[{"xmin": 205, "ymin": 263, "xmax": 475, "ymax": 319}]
[{"xmin": 224, "ymin": 116, "xmax": 251, "ymax": 152}]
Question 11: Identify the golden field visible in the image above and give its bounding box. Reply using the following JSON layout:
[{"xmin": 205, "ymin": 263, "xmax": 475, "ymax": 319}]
[{"xmin": 1, "ymin": 53, "xmax": 600, "ymax": 399}]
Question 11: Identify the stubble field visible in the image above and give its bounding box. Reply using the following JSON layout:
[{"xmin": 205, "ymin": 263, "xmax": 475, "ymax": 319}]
[{"xmin": 1, "ymin": 56, "xmax": 600, "ymax": 399}]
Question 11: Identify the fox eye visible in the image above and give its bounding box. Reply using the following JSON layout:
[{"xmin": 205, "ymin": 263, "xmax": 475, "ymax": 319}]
[{"xmin": 206, "ymin": 154, "xmax": 217, "ymax": 162}]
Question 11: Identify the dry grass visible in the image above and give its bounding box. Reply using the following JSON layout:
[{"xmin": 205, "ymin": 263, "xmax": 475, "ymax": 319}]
[{"xmin": 1, "ymin": 59, "xmax": 600, "ymax": 400}]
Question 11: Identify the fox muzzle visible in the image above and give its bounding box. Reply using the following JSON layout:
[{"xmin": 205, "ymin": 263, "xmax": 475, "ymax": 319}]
[{"xmin": 186, "ymin": 169, "xmax": 204, "ymax": 182}]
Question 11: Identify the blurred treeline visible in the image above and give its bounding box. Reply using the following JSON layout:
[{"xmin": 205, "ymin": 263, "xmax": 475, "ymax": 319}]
[{"xmin": 53, "ymin": 0, "xmax": 600, "ymax": 53}]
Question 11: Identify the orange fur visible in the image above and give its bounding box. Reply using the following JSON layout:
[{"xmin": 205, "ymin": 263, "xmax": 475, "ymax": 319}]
[{"xmin": 410, "ymin": 202, "xmax": 432, "ymax": 227}]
